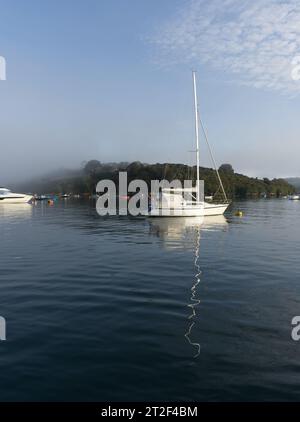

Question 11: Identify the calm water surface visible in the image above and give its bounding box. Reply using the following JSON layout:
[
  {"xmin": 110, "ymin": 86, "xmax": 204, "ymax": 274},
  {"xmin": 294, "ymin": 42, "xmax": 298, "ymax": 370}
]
[{"xmin": 1, "ymin": 199, "xmax": 300, "ymax": 401}]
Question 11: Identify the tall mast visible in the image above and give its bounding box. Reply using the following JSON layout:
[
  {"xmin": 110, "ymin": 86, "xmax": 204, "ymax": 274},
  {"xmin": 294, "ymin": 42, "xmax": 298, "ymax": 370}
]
[{"xmin": 192, "ymin": 71, "xmax": 200, "ymax": 202}]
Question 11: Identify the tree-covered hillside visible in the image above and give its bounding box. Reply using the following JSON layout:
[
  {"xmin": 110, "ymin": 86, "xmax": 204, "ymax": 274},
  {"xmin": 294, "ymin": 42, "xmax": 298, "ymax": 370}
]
[
  {"xmin": 14, "ymin": 161, "xmax": 295, "ymax": 199},
  {"xmin": 122, "ymin": 162, "xmax": 294, "ymax": 200},
  {"xmin": 285, "ymin": 178, "xmax": 300, "ymax": 190}
]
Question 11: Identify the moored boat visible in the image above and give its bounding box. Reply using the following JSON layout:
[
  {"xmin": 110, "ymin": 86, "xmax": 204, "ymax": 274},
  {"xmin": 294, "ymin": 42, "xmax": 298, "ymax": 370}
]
[
  {"xmin": 34, "ymin": 194, "xmax": 50, "ymax": 201},
  {"xmin": 0, "ymin": 188, "xmax": 33, "ymax": 204},
  {"xmin": 149, "ymin": 72, "xmax": 229, "ymax": 218}
]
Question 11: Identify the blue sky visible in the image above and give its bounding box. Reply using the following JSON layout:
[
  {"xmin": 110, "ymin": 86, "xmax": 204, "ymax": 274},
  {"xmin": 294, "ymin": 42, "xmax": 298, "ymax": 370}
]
[{"xmin": 0, "ymin": 0, "xmax": 300, "ymax": 183}]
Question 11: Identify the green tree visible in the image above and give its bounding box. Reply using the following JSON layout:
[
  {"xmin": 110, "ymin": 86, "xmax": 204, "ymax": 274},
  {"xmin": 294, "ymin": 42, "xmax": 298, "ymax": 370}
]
[{"xmin": 219, "ymin": 163, "xmax": 234, "ymax": 173}]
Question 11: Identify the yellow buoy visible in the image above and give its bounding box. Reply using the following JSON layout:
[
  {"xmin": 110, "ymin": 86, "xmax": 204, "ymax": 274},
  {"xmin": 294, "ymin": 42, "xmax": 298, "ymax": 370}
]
[{"xmin": 234, "ymin": 210, "xmax": 243, "ymax": 217}]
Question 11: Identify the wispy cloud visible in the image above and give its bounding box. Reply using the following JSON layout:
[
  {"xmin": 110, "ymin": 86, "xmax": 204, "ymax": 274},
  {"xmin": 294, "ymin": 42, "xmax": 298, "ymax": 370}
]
[{"xmin": 151, "ymin": 0, "xmax": 300, "ymax": 95}]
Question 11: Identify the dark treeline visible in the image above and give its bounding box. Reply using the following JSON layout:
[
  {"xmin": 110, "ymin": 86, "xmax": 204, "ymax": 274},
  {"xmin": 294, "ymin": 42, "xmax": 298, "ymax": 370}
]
[{"xmin": 16, "ymin": 160, "xmax": 295, "ymax": 199}]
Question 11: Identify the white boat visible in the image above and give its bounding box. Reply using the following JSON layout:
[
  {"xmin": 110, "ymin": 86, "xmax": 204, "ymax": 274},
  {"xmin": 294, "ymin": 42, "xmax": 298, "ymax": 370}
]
[
  {"xmin": 289, "ymin": 194, "xmax": 300, "ymax": 200},
  {"xmin": 0, "ymin": 188, "xmax": 33, "ymax": 204},
  {"xmin": 149, "ymin": 187, "xmax": 228, "ymax": 217},
  {"xmin": 149, "ymin": 72, "xmax": 229, "ymax": 217}
]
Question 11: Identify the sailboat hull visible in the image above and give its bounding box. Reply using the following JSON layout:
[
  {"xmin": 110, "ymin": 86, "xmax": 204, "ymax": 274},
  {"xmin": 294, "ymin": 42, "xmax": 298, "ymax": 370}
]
[
  {"xmin": 149, "ymin": 202, "xmax": 229, "ymax": 217},
  {"xmin": 203, "ymin": 202, "xmax": 229, "ymax": 216}
]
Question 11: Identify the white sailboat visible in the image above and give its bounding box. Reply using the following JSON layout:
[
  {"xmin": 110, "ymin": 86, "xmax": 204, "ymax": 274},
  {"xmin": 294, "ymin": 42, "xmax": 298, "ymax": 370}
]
[{"xmin": 149, "ymin": 71, "xmax": 229, "ymax": 217}]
